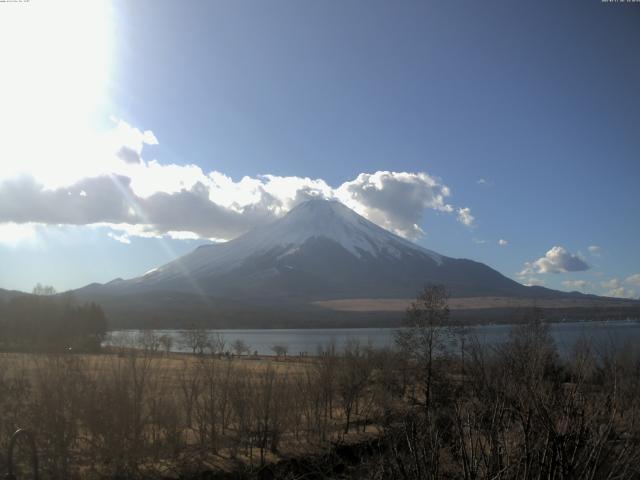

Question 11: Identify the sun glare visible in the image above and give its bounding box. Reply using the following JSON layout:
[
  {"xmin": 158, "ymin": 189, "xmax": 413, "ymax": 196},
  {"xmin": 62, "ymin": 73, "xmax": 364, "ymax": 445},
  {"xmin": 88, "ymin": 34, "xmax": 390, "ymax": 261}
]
[
  {"xmin": 0, "ymin": 223, "xmax": 37, "ymax": 248},
  {"xmin": 0, "ymin": 0, "xmax": 113, "ymax": 186}
]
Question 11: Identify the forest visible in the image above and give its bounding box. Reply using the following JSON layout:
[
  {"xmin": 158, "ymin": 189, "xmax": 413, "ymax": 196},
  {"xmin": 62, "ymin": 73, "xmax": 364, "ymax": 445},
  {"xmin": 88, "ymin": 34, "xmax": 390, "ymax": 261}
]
[{"xmin": 0, "ymin": 286, "xmax": 107, "ymax": 352}]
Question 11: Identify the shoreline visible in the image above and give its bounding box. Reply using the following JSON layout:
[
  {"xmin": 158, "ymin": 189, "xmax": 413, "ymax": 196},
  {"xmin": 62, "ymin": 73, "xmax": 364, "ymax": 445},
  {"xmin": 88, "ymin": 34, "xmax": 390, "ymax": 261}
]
[{"xmin": 105, "ymin": 316, "xmax": 640, "ymax": 333}]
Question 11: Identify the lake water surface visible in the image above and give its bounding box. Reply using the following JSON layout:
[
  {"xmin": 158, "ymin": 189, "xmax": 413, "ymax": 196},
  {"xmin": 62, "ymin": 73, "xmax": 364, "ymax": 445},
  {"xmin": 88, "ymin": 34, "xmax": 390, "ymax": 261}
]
[{"xmin": 107, "ymin": 320, "xmax": 640, "ymax": 356}]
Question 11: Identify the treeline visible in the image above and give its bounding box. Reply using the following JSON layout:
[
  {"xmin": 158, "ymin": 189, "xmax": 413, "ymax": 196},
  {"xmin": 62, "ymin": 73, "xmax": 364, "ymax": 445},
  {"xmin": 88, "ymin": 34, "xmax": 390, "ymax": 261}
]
[{"xmin": 0, "ymin": 292, "xmax": 107, "ymax": 352}]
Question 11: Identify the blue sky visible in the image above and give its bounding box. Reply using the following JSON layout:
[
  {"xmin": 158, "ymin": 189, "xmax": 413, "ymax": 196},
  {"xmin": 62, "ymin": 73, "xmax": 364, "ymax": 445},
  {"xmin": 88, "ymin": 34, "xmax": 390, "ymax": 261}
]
[{"xmin": 0, "ymin": 0, "xmax": 638, "ymax": 297}]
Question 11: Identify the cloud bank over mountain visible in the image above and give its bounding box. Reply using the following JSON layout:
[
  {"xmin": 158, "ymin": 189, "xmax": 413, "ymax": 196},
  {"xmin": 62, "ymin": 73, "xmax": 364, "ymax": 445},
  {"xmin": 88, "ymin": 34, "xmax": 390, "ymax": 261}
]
[{"xmin": 0, "ymin": 119, "xmax": 474, "ymax": 243}]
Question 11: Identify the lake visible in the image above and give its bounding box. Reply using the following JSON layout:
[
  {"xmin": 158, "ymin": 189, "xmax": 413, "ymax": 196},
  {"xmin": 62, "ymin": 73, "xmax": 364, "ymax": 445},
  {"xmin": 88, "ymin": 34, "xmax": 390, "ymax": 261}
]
[{"xmin": 106, "ymin": 319, "xmax": 640, "ymax": 356}]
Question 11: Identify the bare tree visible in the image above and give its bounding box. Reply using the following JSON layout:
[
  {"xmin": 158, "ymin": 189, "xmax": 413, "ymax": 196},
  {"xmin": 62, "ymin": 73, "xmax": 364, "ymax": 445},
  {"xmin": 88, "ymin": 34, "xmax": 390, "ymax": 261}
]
[
  {"xmin": 337, "ymin": 340, "xmax": 372, "ymax": 434},
  {"xmin": 32, "ymin": 283, "xmax": 57, "ymax": 296},
  {"xmin": 271, "ymin": 344, "xmax": 288, "ymax": 359},
  {"xmin": 158, "ymin": 334, "xmax": 173, "ymax": 355},
  {"xmin": 208, "ymin": 332, "xmax": 226, "ymax": 355},
  {"xmin": 315, "ymin": 342, "xmax": 338, "ymax": 439},
  {"xmin": 137, "ymin": 330, "xmax": 161, "ymax": 354},
  {"xmin": 180, "ymin": 328, "xmax": 209, "ymax": 355},
  {"xmin": 231, "ymin": 338, "xmax": 249, "ymax": 357},
  {"xmin": 395, "ymin": 284, "xmax": 450, "ymax": 411}
]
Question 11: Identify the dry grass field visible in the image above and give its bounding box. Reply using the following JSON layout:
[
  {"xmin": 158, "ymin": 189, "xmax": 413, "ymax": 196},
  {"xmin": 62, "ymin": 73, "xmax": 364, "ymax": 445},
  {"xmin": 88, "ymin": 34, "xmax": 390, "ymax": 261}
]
[
  {"xmin": 0, "ymin": 347, "xmax": 386, "ymax": 479},
  {"xmin": 1, "ymin": 309, "xmax": 640, "ymax": 479},
  {"xmin": 313, "ymin": 295, "xmax": 639, "ymax": 312}
]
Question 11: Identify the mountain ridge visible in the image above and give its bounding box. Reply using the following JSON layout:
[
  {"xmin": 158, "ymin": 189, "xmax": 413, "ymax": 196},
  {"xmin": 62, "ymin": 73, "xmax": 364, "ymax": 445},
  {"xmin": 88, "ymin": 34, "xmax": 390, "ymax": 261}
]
[
  {"xmin": 78, "ymin": 199, "xmax": 531, "ymax": 299},
  {"xmin": 67, "ymin": 198, "xmax": 639, "ymax": 327}
]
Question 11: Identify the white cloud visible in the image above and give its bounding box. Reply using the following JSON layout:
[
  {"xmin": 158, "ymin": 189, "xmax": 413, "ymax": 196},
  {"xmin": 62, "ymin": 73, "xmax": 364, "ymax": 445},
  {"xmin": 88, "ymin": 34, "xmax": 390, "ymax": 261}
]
[
  {"xmin": 601, "ymin": 278, "xmax": 621, "ymax": 290},
  {"xmin": 0, "ymin": 119, "xmax": 476, "ymax": 243},
  {"xmin": 103, "ymin": 223, "xmax": 229, "ymax": 245},
  {"xmin": 562, "ymin": 280, "xmax": 591, "ymax": 292},
  {"xmin": 607, "ymin": 287, "xmax": 637, "ymax": 299},
  {"xmin": 600, "ymin": 278, "xmax": 637, "ymax": 299},
  {"xmin": 456, "ymin": 207, "xmax": 475, "ymax": 227},
  {"xmin": 472, "ymin": 238, "xmax": 486, "ymax": 245},
  {"xmin": 626, "ymin": 274, "xmax": 640, "ymax": 286},
  {"xmin": 606, "ymin": 288, "xmax": 637, "ymax": 299},
  {"xmin": 476, "ymin": 178, "xmax": 493, "ymax": 187},
  {"xmin": 520, "ymin": 246, "xmax": 589, "ymax": 275},
  {"xmin": 107, "ymin": 231, "xmax": 131, "ymax": 244},
  {"xmin": 521, "ymin": 276, "xmax": 545, "ymax": 287},
  {"xmin": 166, "ymin": 231, "xmax": 203, "ymax": 241},
  {"xmin": 498, "ymin": 238, "xmax": 508, "ymax": 246},
  {"xmin": 336, "ymin": 171, "xmax": 456, "ymax": 239},
  {"xmin": 588, "ymin": 245, "xmax": 601, "ymax": 255}
]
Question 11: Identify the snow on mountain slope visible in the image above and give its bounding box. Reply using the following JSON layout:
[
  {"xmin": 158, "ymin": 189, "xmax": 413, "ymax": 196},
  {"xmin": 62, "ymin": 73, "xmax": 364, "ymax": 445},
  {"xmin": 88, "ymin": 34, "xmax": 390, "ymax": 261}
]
[
  {"xmin": 132, "ymin": 199, "xmax": 443, "ymax": 287},
  {"xmin": 258, "ymin": 199, "xmax": 442, "ymax": 261},
  {"xmin": 76, "ymin": 198, "xmax": 545, "ymax": 304}
]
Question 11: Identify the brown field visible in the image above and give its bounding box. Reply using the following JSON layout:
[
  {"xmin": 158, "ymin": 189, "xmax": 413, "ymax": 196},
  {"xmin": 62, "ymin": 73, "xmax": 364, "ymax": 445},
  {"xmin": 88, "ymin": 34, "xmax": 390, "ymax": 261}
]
[
  {"xmin": 313, "ymin": 295, "xmax": 637, "ymax": 312},
  {"xmin": 1, "ymin": 319, "xmax": 640, "ymax": 480},
  {"xmin": 0, "ymin": 348, "xmax": 385, "ymax": 479},
  {"xmin": 0, "ymin": 350, "xmax": 313, "ymax": 382}
]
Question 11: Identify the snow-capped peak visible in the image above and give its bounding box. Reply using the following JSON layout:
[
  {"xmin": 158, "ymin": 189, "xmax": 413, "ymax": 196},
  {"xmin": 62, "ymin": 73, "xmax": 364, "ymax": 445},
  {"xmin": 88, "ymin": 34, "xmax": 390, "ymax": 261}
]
[
  {"xmin": 266, "ymin": 199, "xmax": 440, "ymax": 260},
  {"xmin": 138, "ymin": 199, "xmax": 442, "ymax": 284}
]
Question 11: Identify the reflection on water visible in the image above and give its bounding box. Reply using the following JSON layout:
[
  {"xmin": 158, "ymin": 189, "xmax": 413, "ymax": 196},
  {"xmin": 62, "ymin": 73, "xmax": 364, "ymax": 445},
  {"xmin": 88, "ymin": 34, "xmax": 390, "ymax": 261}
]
[{"xmin": 106, "ymin": 320, "xmax": 640, "ymax": 356}]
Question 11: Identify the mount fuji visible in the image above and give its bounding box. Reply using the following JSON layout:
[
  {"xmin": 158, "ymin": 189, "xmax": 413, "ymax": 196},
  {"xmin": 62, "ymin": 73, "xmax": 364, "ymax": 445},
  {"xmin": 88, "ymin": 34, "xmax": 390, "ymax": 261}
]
[{"xmin": 74, "ymin": 199, "xmax": 637, "ymax": 328}]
